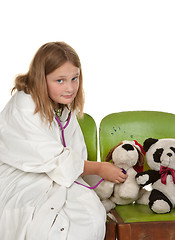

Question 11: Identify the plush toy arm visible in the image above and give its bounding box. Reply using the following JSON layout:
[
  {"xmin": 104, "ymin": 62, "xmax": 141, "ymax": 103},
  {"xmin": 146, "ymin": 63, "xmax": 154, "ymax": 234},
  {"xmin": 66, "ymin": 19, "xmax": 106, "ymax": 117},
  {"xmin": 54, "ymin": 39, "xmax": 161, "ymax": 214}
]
[{"xmin": 136, "ymin": 170, "xmax": 160, "ymax": 186}]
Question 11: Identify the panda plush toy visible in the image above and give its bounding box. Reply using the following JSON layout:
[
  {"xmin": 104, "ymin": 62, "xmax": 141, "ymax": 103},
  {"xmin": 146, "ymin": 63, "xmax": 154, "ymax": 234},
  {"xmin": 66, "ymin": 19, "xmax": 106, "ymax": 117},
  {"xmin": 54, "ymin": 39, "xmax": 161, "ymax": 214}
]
[{"xmin": 136, "ymin": 138, "xmax": 175, "ymax": 214}]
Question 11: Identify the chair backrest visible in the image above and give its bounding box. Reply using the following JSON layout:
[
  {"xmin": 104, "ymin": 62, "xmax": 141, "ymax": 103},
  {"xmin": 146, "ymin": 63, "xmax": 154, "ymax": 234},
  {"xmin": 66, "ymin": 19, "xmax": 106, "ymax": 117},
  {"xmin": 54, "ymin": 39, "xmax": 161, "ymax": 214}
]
[
  {"xmin": 78, "ymin": 113, "xmax": 97, "ymax": 161},
  {"xmin": 99, "ymin": 111, "xmax": 175, "ymax": 170}
]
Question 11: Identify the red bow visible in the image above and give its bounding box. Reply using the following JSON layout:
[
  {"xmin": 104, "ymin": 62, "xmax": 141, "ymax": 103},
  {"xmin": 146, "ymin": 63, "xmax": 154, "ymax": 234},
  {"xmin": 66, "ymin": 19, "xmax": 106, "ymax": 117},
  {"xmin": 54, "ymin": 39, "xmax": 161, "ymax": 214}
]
[{"xmin": 159, "ymin": 165, "xmax": 175, "ymax": 185}]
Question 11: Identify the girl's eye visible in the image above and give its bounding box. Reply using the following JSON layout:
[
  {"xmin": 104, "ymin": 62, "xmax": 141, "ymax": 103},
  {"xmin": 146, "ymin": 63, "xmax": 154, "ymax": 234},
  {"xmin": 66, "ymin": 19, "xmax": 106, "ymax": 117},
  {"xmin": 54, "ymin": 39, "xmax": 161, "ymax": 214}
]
[
  {"xmin": 72, "ymin": 77, "xmax": 78, "ymax": 81},
  {"xmin": 57, "ymin": 79, "xmax": 63, "ymax": 83}
]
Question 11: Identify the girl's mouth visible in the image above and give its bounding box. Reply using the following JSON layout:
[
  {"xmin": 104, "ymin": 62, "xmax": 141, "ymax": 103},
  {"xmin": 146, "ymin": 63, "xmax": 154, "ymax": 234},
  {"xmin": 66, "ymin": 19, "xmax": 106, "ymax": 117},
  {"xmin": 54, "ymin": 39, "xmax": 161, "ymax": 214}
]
[{"xmin": 63, "ymin": 94, "xmax": 74, "ymax": 99}]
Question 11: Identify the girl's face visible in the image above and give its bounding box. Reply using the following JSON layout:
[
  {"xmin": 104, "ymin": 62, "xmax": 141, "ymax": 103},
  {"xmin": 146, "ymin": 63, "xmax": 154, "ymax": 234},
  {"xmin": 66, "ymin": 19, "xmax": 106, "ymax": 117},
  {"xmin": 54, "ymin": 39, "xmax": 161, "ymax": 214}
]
[{"xmin": 46, "ymin": 61, "xmax": 80, "ymax": 105}]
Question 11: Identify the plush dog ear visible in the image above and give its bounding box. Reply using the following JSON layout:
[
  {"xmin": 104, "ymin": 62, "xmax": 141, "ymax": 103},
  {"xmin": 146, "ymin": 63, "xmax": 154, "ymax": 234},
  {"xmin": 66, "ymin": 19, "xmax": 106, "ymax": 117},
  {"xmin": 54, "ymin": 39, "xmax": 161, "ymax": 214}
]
[
  {"xmin": 105, "ymin": 142, "xmax": 123, "ymax": 162},
  {"xmin": 138, "ymin": 150, "xmax": 145, "ymax": 166},
  {"xmin": 132, "ymin": 148, "xmax": 145, "ymax": 173},
  {"xmin": 143, "ymin": 138, "xmax": 158, "ymax": 152}
]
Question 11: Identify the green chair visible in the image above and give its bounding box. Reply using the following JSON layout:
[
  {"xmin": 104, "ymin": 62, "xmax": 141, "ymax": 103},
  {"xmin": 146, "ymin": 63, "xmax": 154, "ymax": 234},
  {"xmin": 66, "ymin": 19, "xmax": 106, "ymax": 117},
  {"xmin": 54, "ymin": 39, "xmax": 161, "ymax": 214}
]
[
  {"xmin": 77, "ymin": 113, "xmax": 97, "ymax": 162},
  {"xmin": 99, "ymin": 111, "xmax": 175, "ymax": 240},
  {"xmin": 78, "ymin": 113, "xmax": 114, "ymax": 240}
]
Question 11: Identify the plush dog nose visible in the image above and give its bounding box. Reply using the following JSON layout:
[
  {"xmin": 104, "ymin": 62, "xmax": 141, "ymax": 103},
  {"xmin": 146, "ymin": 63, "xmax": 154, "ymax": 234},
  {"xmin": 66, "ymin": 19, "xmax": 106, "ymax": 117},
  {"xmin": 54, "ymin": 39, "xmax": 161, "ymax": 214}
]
[
  {"xmin": 167, "ymin": 153, "xmax": 172, "ymax": 157},
  {"xmin": 122, "ymin": 144, "xmax": 134, "ymax": 151}
]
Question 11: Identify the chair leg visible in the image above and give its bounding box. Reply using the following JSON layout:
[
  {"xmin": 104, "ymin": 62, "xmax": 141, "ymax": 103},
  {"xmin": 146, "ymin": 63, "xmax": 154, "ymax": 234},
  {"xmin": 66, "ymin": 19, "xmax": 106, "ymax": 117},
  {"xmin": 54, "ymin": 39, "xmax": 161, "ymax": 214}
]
[{"xmin": 105, "ymin": 216, "xmax": 117, "ymax": 240}]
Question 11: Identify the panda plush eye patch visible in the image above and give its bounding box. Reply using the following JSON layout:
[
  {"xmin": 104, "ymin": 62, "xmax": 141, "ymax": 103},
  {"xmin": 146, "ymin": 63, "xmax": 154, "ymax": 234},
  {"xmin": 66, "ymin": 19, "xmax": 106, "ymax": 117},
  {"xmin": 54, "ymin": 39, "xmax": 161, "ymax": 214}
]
[
  {"xmin": 153, "ymin": 147, "xmax": 175, "ymax": 163},
  {"xmin": 170, "ymin": 147, "xmax": 175, "ymax": 153},
  {"xmin": 153, "ymin": 148, "xmax": 164, "ymax": 163}
]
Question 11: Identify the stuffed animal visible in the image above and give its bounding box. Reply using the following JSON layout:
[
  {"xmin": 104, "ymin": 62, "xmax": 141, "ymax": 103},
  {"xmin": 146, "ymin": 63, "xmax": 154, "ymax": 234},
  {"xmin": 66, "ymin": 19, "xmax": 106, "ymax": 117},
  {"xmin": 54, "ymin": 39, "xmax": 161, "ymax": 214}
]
[
  {"xmin": 136, "ymin": 138, "xmax": 175, "ymax": 214},
  {"xmin": 84, "ymin": 140, "xmax": 145, "ymax": 212}
]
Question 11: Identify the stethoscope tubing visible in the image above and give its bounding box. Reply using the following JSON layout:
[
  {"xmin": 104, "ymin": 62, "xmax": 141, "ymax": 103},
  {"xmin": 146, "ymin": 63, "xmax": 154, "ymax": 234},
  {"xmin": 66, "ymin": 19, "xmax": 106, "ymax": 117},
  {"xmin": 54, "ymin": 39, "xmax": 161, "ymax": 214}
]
[
  {"xmin": 55, "ymin": 112, "xmax": 71, "ymax": 147},
  {"xmin": 55, "ymin": 111, "xmax": 104, "ymax": 189}
]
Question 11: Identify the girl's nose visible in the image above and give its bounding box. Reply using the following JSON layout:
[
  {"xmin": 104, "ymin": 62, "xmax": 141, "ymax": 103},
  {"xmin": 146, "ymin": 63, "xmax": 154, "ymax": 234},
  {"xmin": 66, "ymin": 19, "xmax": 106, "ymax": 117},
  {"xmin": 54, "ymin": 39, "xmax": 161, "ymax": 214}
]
[{"xmin": 66, "ymin": 82, "xmax": 74, "ymax": 92}]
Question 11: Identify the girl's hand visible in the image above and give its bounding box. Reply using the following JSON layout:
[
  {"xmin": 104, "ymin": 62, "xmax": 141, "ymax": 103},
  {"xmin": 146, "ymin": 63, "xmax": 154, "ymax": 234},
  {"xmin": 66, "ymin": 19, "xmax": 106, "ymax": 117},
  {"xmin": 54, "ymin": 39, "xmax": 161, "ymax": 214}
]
[
  {"xmin": 82, "ymin": 161, "xmax": 128, "ymax": 184},
  {"xmin": 98, "ymin": 162, "xmax": 128, "ymax": 184}
]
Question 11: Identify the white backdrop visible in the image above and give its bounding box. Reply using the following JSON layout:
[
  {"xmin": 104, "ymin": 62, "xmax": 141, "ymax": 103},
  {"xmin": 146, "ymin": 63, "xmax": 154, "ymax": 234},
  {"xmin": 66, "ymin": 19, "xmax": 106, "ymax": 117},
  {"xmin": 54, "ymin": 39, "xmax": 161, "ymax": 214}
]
[{"xmin": 0, "ymin": 0, "xmax": 175, "ymax": 126}]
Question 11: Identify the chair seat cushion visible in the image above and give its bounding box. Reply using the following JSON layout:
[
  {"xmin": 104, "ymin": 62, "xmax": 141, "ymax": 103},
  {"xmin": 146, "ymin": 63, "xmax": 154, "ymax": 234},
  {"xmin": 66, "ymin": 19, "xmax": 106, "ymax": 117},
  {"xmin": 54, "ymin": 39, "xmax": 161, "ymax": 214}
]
[{"xmin": 115, "ymin": 204, "xmax": 175, "ymax": 223}]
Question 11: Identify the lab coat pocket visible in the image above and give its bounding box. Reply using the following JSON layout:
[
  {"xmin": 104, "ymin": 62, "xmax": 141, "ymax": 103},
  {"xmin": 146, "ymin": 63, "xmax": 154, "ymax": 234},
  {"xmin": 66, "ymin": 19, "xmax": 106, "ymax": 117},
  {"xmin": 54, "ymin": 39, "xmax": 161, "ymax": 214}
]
[{"xmin": 48, "ymin": 209, "xmax": 69, "ymax": 240}]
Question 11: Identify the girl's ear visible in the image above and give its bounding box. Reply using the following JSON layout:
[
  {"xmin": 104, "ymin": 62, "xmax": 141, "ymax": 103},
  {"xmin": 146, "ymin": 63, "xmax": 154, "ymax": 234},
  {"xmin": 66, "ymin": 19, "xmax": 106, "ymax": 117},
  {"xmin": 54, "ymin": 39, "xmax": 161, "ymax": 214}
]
[{"xmin": 105, "ymin": 142, "xmax": 123, "ymax": 162}]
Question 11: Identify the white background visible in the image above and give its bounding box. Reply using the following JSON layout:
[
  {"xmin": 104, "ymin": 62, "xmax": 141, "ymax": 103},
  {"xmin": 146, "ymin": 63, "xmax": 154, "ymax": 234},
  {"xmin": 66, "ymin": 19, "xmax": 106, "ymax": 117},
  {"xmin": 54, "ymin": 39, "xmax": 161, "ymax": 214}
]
[{"xmin": 0, "ymin": 0, "xmax": 175, "ymax": 126}]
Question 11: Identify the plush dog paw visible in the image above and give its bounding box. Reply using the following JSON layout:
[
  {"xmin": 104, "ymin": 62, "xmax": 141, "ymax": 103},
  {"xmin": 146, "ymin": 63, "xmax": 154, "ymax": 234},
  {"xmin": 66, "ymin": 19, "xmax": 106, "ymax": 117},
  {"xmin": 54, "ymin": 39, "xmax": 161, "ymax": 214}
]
[
  {"xmin": 136, "ymin": 188, "xmax": 150, "ymax": 205},
  {"xmin": 102, "ymin": 199, "xmax": 115, "ymax": 213}
]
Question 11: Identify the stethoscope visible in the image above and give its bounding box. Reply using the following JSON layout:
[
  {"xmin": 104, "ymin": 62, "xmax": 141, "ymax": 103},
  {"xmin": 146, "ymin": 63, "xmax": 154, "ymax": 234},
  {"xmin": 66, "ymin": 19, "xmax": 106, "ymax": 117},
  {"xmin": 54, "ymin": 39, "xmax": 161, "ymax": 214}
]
[
  {"xmin": 55, "ymin": 112, "xmax": 104, "ymax": 189},
  {"xmin": 55, "ymin": 111, "xmax": 71, "ymax": 147}
]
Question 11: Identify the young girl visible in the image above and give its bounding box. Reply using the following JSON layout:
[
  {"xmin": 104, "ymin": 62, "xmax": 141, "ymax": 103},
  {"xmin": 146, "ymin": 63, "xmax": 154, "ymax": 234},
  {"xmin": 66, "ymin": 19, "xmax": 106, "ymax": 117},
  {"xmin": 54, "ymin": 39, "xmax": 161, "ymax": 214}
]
[{"xmin": 0, "ymin": 42, "xmax": 127, "ymax": 240}]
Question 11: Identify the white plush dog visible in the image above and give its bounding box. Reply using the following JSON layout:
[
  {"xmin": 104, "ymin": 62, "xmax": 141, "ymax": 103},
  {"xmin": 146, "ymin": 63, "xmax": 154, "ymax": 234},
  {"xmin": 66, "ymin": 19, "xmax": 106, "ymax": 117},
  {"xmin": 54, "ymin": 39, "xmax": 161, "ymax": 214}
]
[{"xmin": 84, "ymin": 140, "xmax": 145, "ymax": 212}]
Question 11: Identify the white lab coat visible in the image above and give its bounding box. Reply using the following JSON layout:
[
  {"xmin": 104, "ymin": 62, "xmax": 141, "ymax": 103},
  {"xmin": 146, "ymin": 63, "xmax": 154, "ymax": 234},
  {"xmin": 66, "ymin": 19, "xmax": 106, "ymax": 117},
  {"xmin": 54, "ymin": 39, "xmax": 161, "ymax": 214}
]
[{"xmin": 0, "ymin": 91, "xmax": 106, "ymax": 240}]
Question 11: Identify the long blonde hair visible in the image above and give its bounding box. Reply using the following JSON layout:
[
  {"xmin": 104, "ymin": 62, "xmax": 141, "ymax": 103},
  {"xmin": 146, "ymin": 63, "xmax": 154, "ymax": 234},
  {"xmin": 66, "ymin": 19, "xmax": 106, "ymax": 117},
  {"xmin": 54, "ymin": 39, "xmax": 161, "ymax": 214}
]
[{"xmin": 12, "ymin": 42, "xmax": 84, "ymax": 124}]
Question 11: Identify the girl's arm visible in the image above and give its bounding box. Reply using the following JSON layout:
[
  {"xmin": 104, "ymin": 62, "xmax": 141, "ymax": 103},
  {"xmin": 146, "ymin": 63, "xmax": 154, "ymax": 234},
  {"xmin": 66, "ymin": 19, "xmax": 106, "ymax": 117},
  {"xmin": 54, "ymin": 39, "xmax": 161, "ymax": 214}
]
[{"xmin": 82, "ymin": 160, "xmax": 128, "ymax": 184}]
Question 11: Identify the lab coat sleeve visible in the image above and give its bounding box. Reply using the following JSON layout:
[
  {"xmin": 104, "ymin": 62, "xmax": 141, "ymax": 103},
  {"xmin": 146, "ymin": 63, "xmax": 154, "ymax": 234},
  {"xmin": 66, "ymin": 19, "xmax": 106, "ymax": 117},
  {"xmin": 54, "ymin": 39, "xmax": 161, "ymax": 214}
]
[
  {"xmin": 47, "ymin": 147, "xmax": 84, "ymax": 187},
  {"xmin": 0, "ymin": 96, "xmax": 84, "ymax": 187}
]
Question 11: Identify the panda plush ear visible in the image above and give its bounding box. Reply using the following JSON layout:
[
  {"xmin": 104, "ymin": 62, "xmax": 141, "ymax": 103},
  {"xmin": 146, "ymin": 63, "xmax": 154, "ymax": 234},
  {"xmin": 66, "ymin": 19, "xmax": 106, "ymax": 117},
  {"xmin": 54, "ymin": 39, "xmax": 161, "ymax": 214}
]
[{"xmin": 143, "ymin": 138, "xmax": 159, "ymax": 152}]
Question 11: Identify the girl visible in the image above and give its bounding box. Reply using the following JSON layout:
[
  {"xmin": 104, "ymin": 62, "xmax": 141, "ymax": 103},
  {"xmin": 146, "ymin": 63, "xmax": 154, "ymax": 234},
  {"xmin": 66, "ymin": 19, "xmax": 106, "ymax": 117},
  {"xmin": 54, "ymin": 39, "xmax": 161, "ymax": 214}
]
[{"xmin": 0, "ymin": 42, "xmax": 127, "ymax": 240}]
